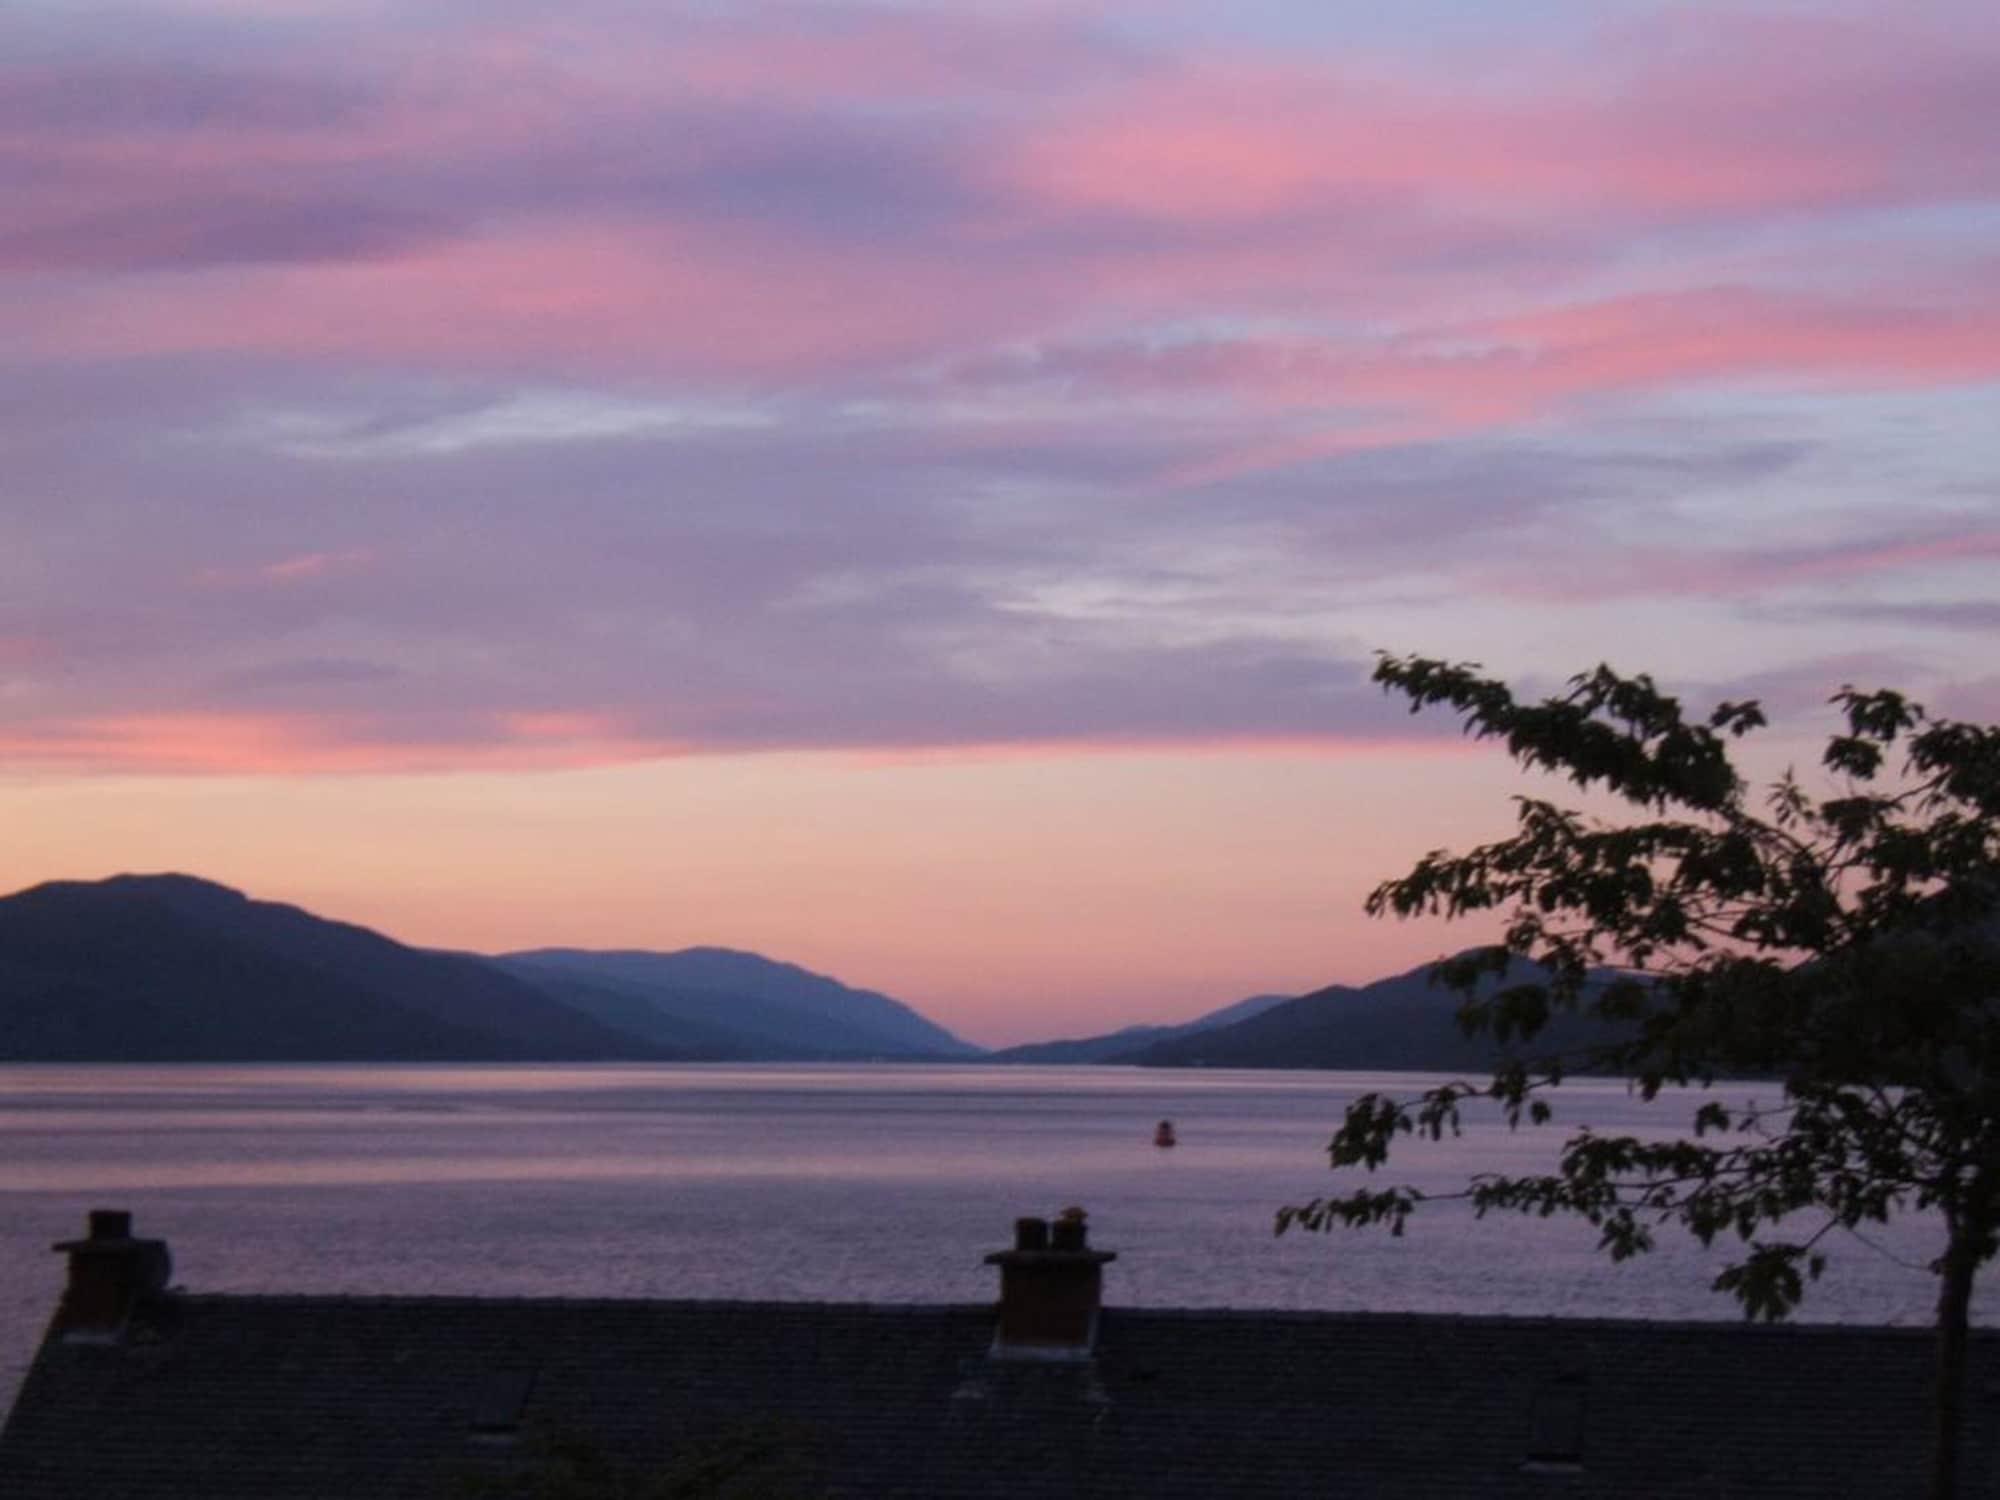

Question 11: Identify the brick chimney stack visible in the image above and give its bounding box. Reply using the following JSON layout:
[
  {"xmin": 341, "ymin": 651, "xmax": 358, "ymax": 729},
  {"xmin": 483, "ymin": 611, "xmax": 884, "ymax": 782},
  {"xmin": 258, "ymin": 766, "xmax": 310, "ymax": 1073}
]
[
  {"xmin": 984, "ymin": 1210, "xmax": 1116, "ymax": 1360},
  {"xmin": 52, "ymin": 1209, "xmax": 172, "ymax": 1341}
]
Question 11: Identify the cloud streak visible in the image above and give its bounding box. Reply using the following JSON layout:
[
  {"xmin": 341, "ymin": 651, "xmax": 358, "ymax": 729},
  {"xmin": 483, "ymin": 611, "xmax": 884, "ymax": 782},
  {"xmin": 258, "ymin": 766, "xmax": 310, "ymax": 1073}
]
[{"xmin": 0, "ymin": 0, "xmax": 1996, "ymax": 775}]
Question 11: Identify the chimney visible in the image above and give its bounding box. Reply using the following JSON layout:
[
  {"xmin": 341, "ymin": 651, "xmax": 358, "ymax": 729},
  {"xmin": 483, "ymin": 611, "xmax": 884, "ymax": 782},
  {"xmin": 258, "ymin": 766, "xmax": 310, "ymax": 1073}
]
[
  {"xmin": 51, "ymin": 1209, "xmax": 172, "ymax": 1341},
  {"xmin": 984, "ymin": 1209, "xmax": 1116, "ymax": 1360}
]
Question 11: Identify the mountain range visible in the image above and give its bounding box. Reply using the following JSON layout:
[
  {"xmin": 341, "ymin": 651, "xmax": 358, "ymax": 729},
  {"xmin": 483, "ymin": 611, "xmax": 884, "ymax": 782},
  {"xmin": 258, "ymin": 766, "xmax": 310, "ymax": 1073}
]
[
  {"xmin": 495, "ymin": 947, "xmax": 972, "ymax": 1059},
  {"xmin": 0, "ymin": 873, "xmax": 1617, "ymax": 1070},
  {"xmin": 0, "ymin": 875, "xmax": 976, "ymax": 1063},
  {"xmin": 1034, "ymin": 966, "xmax": 1629, "ymax": 1071},
  {"xmin": 985, "ymin": 992, "xmax": 1293, "ymax": 1063}
]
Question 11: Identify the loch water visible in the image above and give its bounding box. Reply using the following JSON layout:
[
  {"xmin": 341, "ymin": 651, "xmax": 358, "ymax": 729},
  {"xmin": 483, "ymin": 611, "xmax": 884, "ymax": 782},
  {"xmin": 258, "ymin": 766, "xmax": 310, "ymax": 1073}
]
[{"xmin": 1, "ymin": 1062, "xmax": 1987, "ymax": 1418}]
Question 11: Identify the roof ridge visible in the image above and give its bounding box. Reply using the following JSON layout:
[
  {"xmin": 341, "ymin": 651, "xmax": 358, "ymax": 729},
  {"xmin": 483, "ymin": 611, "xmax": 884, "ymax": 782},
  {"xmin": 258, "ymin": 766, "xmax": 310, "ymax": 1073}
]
[
  {"xmin": 158, "ymin": 1291, "xmax": 1971, "ymax": 1337},
  {"xmin": 167, "ymin": 1292, "xmax": 996, "ymax": 1315}
]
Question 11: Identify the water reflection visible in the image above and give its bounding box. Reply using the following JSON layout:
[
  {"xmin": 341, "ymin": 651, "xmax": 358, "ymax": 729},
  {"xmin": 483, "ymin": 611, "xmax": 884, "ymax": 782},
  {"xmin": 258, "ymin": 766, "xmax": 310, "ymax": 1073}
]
[{"xmin": 0, "ymin": 1063, "xmax": 1977, "ymax": 1421}]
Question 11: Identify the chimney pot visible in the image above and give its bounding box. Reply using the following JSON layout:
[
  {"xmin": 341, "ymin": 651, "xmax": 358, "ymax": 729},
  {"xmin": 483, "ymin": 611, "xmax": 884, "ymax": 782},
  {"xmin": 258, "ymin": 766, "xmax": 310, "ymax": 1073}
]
[
  {"xmin": 89, "ymin": 1208, "xmax": 132, "ymax": 1241},
  {"xmin": 52, "ymin": 1209, "xmax": 171, "ymax": 1341},
  {"xmin": 985, "ymin": 1212, "xmax": 1116, "ymax": 1360}
]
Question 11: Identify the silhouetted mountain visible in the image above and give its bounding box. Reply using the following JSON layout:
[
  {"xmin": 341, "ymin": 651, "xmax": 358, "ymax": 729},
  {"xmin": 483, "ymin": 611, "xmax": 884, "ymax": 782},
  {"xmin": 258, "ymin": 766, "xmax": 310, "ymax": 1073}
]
[
  {"xmin": 487, "ymin": 968, "xmax": 759, "ymax": 1061},
  {"xmin": 1119, "ymin": 960, "xmax": 1630, "ymax": 1070},
  {"xmin": 0, "ymin": 873, "xmax": 1633, "ymax": 1071},
  {"xmin": 1187, "ymin": 992, "xmax": 1296, "ymax": 1029},
  {"xmin": 991, "ymin": 1024, "xmax": 1174, "ymax": 1065},
  {"xmin": 497, "ymin": 948, "xmax": 980, "ymax": 1059},
  {"xmin": 0, "ymin": 874, "xmax": 670, "ymax": 1062},
  {"xmin": 990, "ymin": 993, "xmax": 1292, "ymax": 1063}
]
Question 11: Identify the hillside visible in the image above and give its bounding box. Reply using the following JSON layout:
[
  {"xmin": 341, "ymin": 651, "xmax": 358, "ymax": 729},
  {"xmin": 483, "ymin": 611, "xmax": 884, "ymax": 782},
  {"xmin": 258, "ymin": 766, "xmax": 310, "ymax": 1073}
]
[
  {"xmin": 498, "ymin": 948, "xmax": 979, "ymax": 1059},
  {"xmin": 989, "ymin": 993, "xmax": 1292, "ymax": 1064},
  {"xmin": 0, "ymin": 875, "xmax": 662, "ymax": 1062},
  {"xmin": 1121, "ymin": 960, "xmax": 1631, "ymax": 1071},
  {"xmin": 0, "ymin": 873, "xmax": 1631, "ymax": 1070},
  {"xmin": 0, "ymin": 875, "xmax": 974, "ymax": 1064}
]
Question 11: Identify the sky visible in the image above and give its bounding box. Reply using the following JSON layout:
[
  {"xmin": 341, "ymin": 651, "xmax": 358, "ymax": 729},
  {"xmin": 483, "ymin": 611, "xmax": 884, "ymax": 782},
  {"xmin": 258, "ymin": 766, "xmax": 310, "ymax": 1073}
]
[{"xmin": 3, "ymin": 0, "xmax": 1997, "ymax": 1044}]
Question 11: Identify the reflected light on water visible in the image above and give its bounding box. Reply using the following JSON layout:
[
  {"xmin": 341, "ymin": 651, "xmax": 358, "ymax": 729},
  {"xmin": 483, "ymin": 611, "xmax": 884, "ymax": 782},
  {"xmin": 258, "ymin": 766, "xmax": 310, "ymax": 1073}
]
[{"xmin": 0, "ymin": 1063, "xmax": 1979, "ymax": 1422}]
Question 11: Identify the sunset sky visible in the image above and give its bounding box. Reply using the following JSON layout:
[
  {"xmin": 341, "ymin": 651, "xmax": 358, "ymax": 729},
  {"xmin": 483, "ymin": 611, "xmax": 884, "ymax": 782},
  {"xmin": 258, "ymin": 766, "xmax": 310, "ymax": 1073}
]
[{"xmin": 4, "ymin": 0, "xmax": 1997, "ymax": 1043}]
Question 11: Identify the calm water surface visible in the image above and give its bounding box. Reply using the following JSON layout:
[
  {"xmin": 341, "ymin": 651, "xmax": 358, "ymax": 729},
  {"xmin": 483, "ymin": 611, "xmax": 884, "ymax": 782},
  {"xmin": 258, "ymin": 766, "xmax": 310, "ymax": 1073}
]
[{"xmin": 1, "ymin": 1063, "xmax": 1984, "ymax": 1418}]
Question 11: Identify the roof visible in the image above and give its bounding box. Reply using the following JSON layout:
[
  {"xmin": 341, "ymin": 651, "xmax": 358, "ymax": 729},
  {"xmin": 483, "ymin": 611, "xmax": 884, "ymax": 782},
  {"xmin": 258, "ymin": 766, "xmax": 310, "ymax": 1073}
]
[{"xmin": 2, "ymin": 1290, "xmax": 1992, "ymax": 1499}]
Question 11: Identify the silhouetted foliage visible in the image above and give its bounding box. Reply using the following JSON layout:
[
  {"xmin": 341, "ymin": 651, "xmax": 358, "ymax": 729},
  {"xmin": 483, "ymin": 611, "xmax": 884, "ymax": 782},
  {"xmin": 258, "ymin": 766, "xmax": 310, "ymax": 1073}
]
[{"xmin": 1277, "ymin": 655, "xmax": 2000, "ymax": 1499}]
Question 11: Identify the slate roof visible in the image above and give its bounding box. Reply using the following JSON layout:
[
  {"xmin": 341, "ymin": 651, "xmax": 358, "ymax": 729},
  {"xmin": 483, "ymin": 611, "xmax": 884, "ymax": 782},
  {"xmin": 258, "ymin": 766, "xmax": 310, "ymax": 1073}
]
[{"xmin": 2, "ymin": 1289, "xmax": 1994, "ymax": 1499}]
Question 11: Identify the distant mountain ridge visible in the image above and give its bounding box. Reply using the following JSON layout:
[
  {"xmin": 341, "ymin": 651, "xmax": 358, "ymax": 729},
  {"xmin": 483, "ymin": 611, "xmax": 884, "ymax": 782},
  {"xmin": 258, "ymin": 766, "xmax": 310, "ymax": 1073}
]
[
  {"xmin": 0, "ymin": 874, "xmax": 650, "ymax": 1062},
  {"xmin": 0, "ymin": 872, "xmax": 1629, "ymax": 1070},
  {"xmin": 1113, "ymin": 962, "xmax": 1632, "ymax": 1071},
  {"xmin": 988, "ymin": 993, "xmax": 1292, "ymax": 1063},
  {"xmin": 0, "ymin": 874, "xmax": 975, "ymax": 1063},
  {"xmin": 498, "ymin": 948, "xmax": 979, "ymax": 1060}
]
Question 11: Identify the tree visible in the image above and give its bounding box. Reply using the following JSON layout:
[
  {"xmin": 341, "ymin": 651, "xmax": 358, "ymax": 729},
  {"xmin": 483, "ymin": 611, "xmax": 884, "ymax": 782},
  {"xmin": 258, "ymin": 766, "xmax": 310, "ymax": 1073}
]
[{"xmin": 1276, "ymin": 655, "xmax": 2000, "ymax": 1500}]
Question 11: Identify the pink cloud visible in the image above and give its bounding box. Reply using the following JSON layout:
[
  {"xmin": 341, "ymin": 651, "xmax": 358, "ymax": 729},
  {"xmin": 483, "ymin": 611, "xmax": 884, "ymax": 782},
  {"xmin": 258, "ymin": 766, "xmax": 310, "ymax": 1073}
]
[
  {"xmin": 0, "ymin": 708, "xmax": 1490, "ymax": 778},
  {"xmin": 1007, "ymin": 12, "xmax": 2000, "ymax": 227},
  {"xmin": 499, "ymin": 711, "xmax": 623, "ymax": 741},
  {"xmin": 1486, "ymin": 529, "xmax": 2000, "ymax": 606},
  {"xmin": 2, "ymin": 1, "xmax": 1996, "ymax": 785},
  {"xmin": 259, "ymin": 549, "xmax": 374, "ymax": 582},
  {"xmin": 0, "ymin": 710, "xmax": 686, "ymax": 776},
  {"xmin": 189, "ymin": 549, "xmax": 376, "ymax": 588},
  {"xmin": 1467, "ymin": 287, "xmax": 2000, "ymax": 397},
  {"xmin": 5, "ymin": 5, "xmax": 1994, "ymax": 393},
  {"xmin": 18, "ymin": 223, "xmax": 1086, "ymax": 380},
  {"xmin": 838, "ymin": 732, "xmax": 1487, "ymax": 771},
  {"xmin": 959, "ymin": 279, "xmax": 2000, "ymax": 487}
]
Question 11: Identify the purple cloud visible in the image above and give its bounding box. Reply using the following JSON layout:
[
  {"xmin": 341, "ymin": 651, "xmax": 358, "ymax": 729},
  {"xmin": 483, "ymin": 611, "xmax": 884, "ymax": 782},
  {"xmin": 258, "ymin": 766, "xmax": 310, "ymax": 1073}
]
[{"xmin": 0, "ymin": 1, "xmax": 1995, "ymax": 773}]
